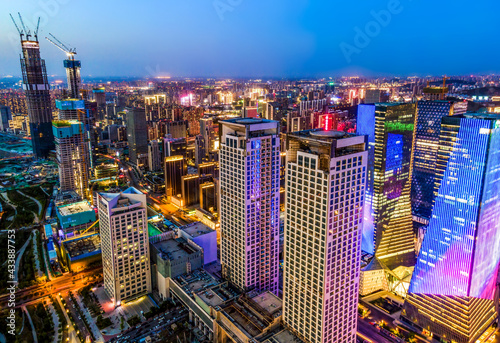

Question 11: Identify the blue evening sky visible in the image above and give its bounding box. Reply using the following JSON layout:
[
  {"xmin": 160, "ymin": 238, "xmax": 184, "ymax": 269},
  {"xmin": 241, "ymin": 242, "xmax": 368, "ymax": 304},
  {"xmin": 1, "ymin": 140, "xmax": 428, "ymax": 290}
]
[{"xmin": 0, "ymin": 0, "xmax": 498, "ymax": 78}]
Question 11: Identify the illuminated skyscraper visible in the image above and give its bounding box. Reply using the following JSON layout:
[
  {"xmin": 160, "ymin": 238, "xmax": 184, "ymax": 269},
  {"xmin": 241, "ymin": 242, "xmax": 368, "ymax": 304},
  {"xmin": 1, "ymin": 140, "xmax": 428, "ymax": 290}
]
[
  {"xmin": 357, "ymin": 103, "xmax": 416, "ymax": 269},
  {"xmin": 98, "ymin": 187, "xmax": 151, "ymax": 306},
  {"xmin": 404, "ymin": 114, "xmax": 500, "ymax": 343},
  {"xmin": 411, "ymin": 100, "xmax": 467, "ymax": 226},
  {"xmin": 164, "ymin": 156, "xmax": 187, "ymax": 197},
  {"xmin": 283, "ymin": 129, "xmax": 368, "ymax": 343},
  {"xmin": 13, "ymin": 22, "xmax": 54, "ymax": 158},
  {"xmin": 219, "ymin": 118, "xmax": 280, "ymax": 295},
  {"xmin": 53, "ymin": 120, "xmax": 90, "ymax": 199}
]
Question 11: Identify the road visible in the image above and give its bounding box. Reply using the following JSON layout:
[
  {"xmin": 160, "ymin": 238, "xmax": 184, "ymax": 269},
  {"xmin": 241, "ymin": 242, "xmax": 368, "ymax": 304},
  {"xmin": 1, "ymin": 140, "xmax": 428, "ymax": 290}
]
[
  {"xmin": 0, "ymin": 266, "xmax": 102, "ymax": 308},
  {"xmin": 109, "ymin": 309, "xmax": 188, "ymax": 343},
  {"xmin": 64, "ymin": 293, "xmax": 92, "ymax": 342},
  {"xmin": 13, "ymin": 231, "xmax": 32, "ymax": 282},
  {"xmin": 114, "ymin": 157, "xmax": 193, "ymax": 224},
  {"xmin": 358, "ymin": 319, "xmax": 394, "ymax": 343},
  {"xmin": 57, "ymin": 295, "xmax": 81, "ymax": 343}
]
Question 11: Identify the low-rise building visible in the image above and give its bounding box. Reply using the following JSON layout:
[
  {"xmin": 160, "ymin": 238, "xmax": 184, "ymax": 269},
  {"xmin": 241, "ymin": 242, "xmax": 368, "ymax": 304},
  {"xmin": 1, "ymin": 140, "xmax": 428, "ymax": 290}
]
[
  {"xmin": 56, "ymin": 200, "xmax": 96, "ymax": 236},
  {"xmin": 151, "ymin": 234, "xmax": 204, "ymax": 297},
  {"xmin": 61, "ymin": 233, "xmax": 101, "ymax": 272},
  {"xmin": 176, "ymin": 222, "xmax": 217, "ymax": 265}
]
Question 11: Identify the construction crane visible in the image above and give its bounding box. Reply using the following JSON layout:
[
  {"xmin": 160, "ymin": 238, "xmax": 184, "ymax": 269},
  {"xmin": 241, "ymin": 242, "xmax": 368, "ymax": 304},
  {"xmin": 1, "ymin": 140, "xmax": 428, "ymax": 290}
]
[
  {"xmin": 45, "ymin": 33, "xmax": 77, "ymax": 58},
  {"xmin": 45, "ymin": 33, "xmax": 81, "ymax": 99},
  {"xmin": 46, "ymin": 33, "xmax": 90, "ymax": 200},
  {"xmin": 10, "ymin": 13, "xmax": 41, "ymax": 41}
]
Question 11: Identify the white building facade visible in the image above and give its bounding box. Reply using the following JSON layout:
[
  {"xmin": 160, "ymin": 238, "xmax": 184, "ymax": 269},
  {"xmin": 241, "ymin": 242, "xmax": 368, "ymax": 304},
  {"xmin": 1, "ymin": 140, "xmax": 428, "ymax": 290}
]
[
  {"xmin": 98, "ymin": 187, "xmax": 151, "ymax": 306},
  {"xmin": 284, "ymin": 130, "xmax": 368, "ymax": 343},
  {"xmin": 219, "ymin": 118, "xmax": 280, "ymax": 295}
]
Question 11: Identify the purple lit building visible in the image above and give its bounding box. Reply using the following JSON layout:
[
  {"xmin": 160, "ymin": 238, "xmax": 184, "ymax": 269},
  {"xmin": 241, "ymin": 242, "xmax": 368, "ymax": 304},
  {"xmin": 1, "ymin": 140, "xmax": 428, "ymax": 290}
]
[
  {"xmin": 284, "ymin": 129, "xmax": 368, "ymax": 343},
  {"xmin": 219, "ymin": 118, "xmax": 280, "ymax": 295},
  {"xmin": 404, "ymin": 113, "xmax": 500, "ymax": 343}
]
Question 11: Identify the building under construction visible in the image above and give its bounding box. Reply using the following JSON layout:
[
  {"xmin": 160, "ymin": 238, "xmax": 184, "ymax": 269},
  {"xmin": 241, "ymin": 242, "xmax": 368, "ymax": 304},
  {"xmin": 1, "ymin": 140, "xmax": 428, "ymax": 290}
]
[{"xmin": 11, "ymin": 14, "xmax": 55, "ymax": 158}]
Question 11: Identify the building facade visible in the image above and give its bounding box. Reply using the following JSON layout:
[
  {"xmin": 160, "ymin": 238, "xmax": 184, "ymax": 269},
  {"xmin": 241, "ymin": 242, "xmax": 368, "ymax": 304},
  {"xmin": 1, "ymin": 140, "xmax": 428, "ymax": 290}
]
[
  {"xmin": 411, "ymin": 100, "xmax": 467, "ymax": 225},
  {"xmin": 126, "ymin": 107, "xmax": 148, "ymax": 167},
  {"xmin": 53, "ymin": 120, "xmax": 90, "ymax": 199},
  {"xmin": 357, "ymin": 103, "xmax": 416, "ymax": 269},
  {"xmin": 404, "ymin": 114, "xmax": 500, "ymax": 343},
  {"xmin": 98, "ymin": 187, "xmax": 151, "ymax": 306},
  {"xmin": 18, "ymin": 36, "xmax": 55, "ymax": 158},
  {"xmin": 219, "ymin": 118, "xmax": 280, "ymax": 295},
  {"xmin": 283, "ymin": 129, "xmax": 367, "ymax": 343}
]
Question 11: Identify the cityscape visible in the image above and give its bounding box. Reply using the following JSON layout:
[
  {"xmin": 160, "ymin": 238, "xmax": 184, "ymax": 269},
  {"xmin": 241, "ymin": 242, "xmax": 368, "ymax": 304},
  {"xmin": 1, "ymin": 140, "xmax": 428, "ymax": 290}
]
[{"xmin": 1, "ymin": 1, "xmax": 500, "ymax": 343}]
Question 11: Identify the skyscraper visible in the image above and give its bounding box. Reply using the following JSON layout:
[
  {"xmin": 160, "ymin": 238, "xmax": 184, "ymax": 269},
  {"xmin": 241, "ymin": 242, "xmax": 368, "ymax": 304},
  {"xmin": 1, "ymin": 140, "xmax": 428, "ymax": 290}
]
[
  {"xmin": 0, "ymin": 106, "xmax": 12, "ymax": 131},
  {"xmin": 411, "ymin": 100, "xmax": 467, "ymax": 225},
  {"xmin": 148, "ymin": 140, "xmax": 162, "ymax": 172},
  {"xmin": 53, "ymin": 120, "xmax": 90, "ymax": 199},
  {"xmin": 14, "ymin": 24, "xmax": 54, "ymax": 158},
  {"xmin": 98, "ymin": 187, "xmax": 151, "ymax": 306},
  {"xmin": 283, "ymin": 129, "xmax": 368, "ymax": 343},
  {"xmin": 126, "ymin": 107, "xmax": 148, "ymax": 167},
  {"xmin": 357, "ymin": 103, "xmax": 416, "ymax": 269},
  {"xmin": 219, "ymin": 118, "xmax": 280, "ymax": 295},
  {"xmin": 164, "ymin": 156, "xmax": 187, "ymax": 197},
  {"xmin": 403, "ymin": 113, "xmax": 500, "ymax": 343}
]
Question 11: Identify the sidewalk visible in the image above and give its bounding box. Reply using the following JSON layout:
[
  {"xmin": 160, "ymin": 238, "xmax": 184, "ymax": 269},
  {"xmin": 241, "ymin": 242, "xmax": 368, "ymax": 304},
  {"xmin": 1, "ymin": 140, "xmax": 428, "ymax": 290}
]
[
  {"xmin": 75, "ymin": 293, "xmax": 104, "ymax": 343},
  {"xmin": 56, "ymin": 296, "xmax": 81, "ymax": 343},
  {"xmin": 47, "ymin": 301, "xmax": 60, "ymax": 343}
]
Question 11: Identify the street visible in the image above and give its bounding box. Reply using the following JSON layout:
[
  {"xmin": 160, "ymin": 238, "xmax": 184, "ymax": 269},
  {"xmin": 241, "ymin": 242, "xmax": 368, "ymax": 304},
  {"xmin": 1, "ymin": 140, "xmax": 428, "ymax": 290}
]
[{"xmin": 0, "ymin": 266, "xmax": 102, "ymax": 308}]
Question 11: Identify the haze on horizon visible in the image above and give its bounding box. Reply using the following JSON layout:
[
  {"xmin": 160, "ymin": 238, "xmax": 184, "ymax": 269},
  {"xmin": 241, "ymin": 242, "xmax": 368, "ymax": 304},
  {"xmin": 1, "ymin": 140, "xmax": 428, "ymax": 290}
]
[{"xmin": 0, "ymin": 0, "xmax": 498, "ymax": 79}]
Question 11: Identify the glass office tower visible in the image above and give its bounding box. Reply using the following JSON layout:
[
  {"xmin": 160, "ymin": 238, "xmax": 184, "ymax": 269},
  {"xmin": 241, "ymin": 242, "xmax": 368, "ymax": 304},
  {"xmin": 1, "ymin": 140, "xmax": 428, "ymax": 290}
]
[{"xmin": 404, "ymin": 114, "xmax": 500, "ymax": 343}]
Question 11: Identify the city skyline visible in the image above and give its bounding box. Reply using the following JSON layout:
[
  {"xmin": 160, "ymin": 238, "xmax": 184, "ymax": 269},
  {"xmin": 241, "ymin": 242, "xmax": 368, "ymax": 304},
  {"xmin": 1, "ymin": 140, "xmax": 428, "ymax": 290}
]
[{"xmin": 1, "ymin": 0, "xmax": 500, "ymax": 78}]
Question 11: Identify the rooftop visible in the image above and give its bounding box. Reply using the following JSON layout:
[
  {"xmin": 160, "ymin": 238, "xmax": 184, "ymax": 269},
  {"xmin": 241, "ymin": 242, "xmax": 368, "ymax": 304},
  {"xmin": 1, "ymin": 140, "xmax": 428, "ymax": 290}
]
[
  {"xmin": 264, "ymin": 329, "xmax": 303, "ymax": 343},
  {"xmin": 250, "ymin": 291, "xmax": 282, "ymax": 317},
  {"xmin": 57, "ymin": 201, "xmax": 93, "ymax": 217},
  {"xmin": 288, "ymin": 128, "xmax": 352, "ymax": 142},
  {"xmin": 221, "ymin": 118, "xmax": 274, "ymax": 126},
  {"xmin": 179, "ymin": 222, "xmax": 214, "ymax": 238},
  {"xmin": 63, "ymin": 233, "xmax": 101, "ymax": 259},
  {"xmin": 153, "ymin": 237, "xmax": 199, "ymax": 261},
  {"xmin": 174, "ymin": 270, "xmax": 239, "ymax": 306}
]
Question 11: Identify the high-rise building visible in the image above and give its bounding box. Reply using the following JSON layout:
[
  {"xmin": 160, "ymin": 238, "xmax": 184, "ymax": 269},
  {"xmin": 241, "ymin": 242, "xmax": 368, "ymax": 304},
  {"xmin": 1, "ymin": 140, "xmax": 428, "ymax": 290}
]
[
  {"xmin": 403, "ymin": 113, "xmax": 500, "ymax": 343},
  {"xmin": 219, "ymin": 118, "xmax": 280, "ymax": 295},
  {"xmin": 0, "ymin": 106, "xmax": 12, "ymax": 131},
  {"xmin": 15, "ymin": 30, "xmax": 54, "ymax": 158},
  {"xmin": 148, "ymin": 140, "xmax": 162, "ymax": 172},
  {"xmin": 357, "ymin": 103, "xmax": 416, "ymax": 269},
  {"xmin": 98, "ymin": 187, "xmax": 151, "ymax": 306},
  {"xmin": 164, "ymin": 156, "xmax": 187, "ymax": 197},
  {"xmin": 283, "ymin": 129, "xmax": 368, "ymax": 343},
  {"xmin": 126, "ymin": 107, "xmax": 148, "ymax": 167},
  {"xmin": 53, "ymin": 120, "xmax": 90, "ymax": 199},
  {"xmin": 411, "ymin": 100, "xmax": 467, "ymax": 225}
]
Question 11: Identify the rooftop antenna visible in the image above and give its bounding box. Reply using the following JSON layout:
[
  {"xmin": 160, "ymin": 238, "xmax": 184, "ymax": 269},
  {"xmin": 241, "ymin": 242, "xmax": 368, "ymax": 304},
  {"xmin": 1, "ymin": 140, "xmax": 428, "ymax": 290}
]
[
  {"xmin": 9, "ymin": 13, "xmax": 24, "ymax": 39},
  {"xmin": 18, "ymin": 12, "xmax": 31, "ymax": 40}
]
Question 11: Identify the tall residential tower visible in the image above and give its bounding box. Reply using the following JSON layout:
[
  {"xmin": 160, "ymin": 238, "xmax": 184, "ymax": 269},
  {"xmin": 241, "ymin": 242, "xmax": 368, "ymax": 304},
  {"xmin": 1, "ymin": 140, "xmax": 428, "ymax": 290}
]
[
  {"xmin": 53, "ymin": 120, "xmax": 90, "ymax": 199},
  {"xmin": 219, "ymin": 118, "xmax": 280, "ymax": 295},
  {"xmin": 283, "ymin": 129, "xmax": 368, "ymax": 343}
]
